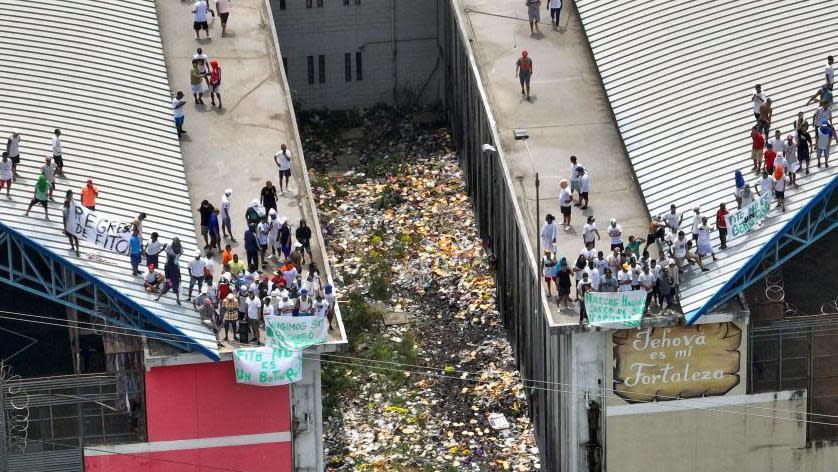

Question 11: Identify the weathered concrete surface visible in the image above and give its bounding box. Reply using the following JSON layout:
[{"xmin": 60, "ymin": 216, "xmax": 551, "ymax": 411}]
[
  {"xmin": 155, "ymin": 0, "xmax": 344, "ymax": 341},
  {"xmin": 458, "ymin": 0, "xmax": 649, "ymax": 325}
]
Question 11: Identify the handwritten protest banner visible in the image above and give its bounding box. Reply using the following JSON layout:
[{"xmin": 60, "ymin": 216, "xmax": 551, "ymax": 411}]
[
  {"xmin": 265, "ymin": 315, "xmax": 329, "ymax": 350},
  {"xmin": 233, "ymin": 346, "xmax": 302, "ymax": 386},
  {"xmin": 584, "ymin": 290, "xmax": 646, "ymax": 329},
  {"xmin": 63, "ymin": 200, "xmax": 133, "ymax": 254},
  {"xmin": 724, "ymin": 191, "xmax": 772, "ymax": 240}
]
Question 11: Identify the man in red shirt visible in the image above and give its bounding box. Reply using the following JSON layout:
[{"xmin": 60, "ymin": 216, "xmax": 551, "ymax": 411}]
[
  {"xmin": 763, "ymin": 143, "xmax": 777, "ymax": 174},
  {"xmin": 715, "ymin": 203, "xmax": 729, "ymax": 250},
  {"xmin": 751, "ymin": 126, "xmax": 765, "ymax": 172}
]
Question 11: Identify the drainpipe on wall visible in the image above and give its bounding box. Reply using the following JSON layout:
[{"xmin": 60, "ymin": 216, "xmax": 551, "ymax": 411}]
[{"xmin": 391, "ymin": 0, "xmax": 398, "ymax": 105}]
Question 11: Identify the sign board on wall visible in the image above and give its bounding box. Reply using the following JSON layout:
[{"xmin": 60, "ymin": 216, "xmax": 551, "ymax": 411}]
[{"xmin": 612, "ymin": 323, "xmax": 741, "ymax": 403}]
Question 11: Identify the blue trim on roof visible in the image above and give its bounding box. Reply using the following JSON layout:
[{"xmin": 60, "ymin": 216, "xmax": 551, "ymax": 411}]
[
  {"xmin": 685, "ymin": 175, "xmax": 838, "ymax": 324},
  {"xmin": 0, "ymin": 220, "xmax": 219, "ymax": 361}
]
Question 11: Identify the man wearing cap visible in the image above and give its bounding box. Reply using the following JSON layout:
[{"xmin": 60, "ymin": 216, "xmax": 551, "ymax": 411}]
[
  {"xmin": 515, "ymin": 49, "xmax": 534, "ymax": 99},
  {"xmin": 541, "ymin": 214, "xmax": 558, "ymax": 255},
  {"xmin": 582, "ymin": 216, "xmax": 600, "ymax": 249},
  {"xmin": 297, "ymin": 288, "xmax": 313, "ymax": 316},
  {"xmin": 324, "ymin": 284, "xmax": 337, "ymax": 328},
  {"xmin": 617, "ymin": 263, "xmax": 633, "ymax": 292},
  {"xmin": 5, "ymin": 130, "xmax": 21, "ymax": 181},
  {"xmin": 80, "ymin": 179, "xmax": 98, "ymax": 210},
  {"xmin": 222, "ymin": 293, "xmax": 239, "ymax": 341},
  {"xmin": 278, "ymin": 217, "xmax": 292, "ymax": 259},
  {"xmin": 187, "ymin": 250, "xmax": 207, "ymax": 301},
  {"xmin": 196, "ymin": 200, "xmax": 215, "ymax": 249},
  {"xmin": 816, "ymin": 121, "xmax": 834, "ymax": 168},
  {"xmin": 220, "ymin": 189, "xmax": 235, "ymax": 241}
]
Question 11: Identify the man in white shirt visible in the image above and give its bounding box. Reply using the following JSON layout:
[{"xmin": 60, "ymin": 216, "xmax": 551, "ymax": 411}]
[
  {"xmin": 639, "ymin": 265, "xmax": 656, "ymax": 312},
  {"xmin": 586, "ymin": 261, "xmax": 600, "ymax": 291},
  {"xmin": 672, "ymin": 231, "xmax": 707, "ymax": 272},
  {"xmin": 558, "ymin": 179, "xmax": 573, "ymax": 230},
  {"xmin": 607, "ymin": 218, "xmax": 623, "ymax": 251},
  {"xmin": 274, "ymin": 144, "xmax": 292, "ymax": 194},
  {"xmin": 192, "ymin": 0, "xmax": 211, "ymax": 39},
  {"xmin": 773, "ymin": 170, "xmax": 789, "ymax": 212},
  {"xmin": 540, "ymin": 214, "xmax": 558, "ymax": 254},
  {"xmin": 827, "ymin": 56, "xmax": 834, "ymax": 86},
  {"xmin": 617, "ymin": 264, "xmax": 633, "ymax": 292},
  {"xmin": 220, "ymin": 188, "xmax": 234, "ymax": 241},
  {"xmin": 6, "ymin": 130, "xmax": 21, "ymax": 180},
  {"xmin": 217, "ymin": 0, "xmax": 231, "ymax": 36},
  {"xmin": 577, "ymin": 167, "xmax": 591, "ymax": 209},
  {"xmin": 689, "ymin": 207, "xmax": 702, "ymax": 243},
  {"xmin": 172, "ymin": 91, "xmax": 187, "ymax": 136},
  {"xmin": 663, "ymin": 204, "xmax": 682, "ymax": 232},
  {"xmin": 193, "ymin": 47, "xmax": 210, "ymax": 80},
  {"xmin": 582, "ymin": 215, "xmax": 600, "ymax": 249},
  {"xmin": 768, "ymin": 130, "xmax": 785, "ymax": 159},
  {"xmin": 756, "ymin": 170, "xmax": 773, "ymax": 197},
  {"xmin": 816, "ymin": 123, "xmax": 834, "ymax": 168},
  {"xmin": 752, "ymin": 84, "xmax": 766, "ymax": 122},
  {"xmin": 245, "ymin": 291, "xmax": 262, "ymax": 345},
  {"xmin": 0, "ymin": 153, "xmax": 13, "ymax": 197},
  {"xmin": 51, "ymin": 128, "xmax": 64, "ymax": 174},
  {"xmin": 695, "ymin": 217, "xmax": 717, "ymax": 262},
  {"xmin": 569, "ymin": 155, "xmax": 583, "ymax": 203},
  {"xmin": 187, "ymin": 250, "xmax": 207, "ymax": 301},
  {"xmin": 40, "ymin": 156, "xmax": 57, "ymax": 200}
]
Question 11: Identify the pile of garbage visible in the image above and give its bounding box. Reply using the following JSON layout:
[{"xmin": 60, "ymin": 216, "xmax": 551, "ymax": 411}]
[{"xmin": 305, "ymin": 108, "xmax": 540, "ymax": 471}]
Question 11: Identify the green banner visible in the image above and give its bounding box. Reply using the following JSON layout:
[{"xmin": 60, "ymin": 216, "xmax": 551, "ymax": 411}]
[
  {"xmin": 585, "ymin": 290, "xmax": 646, "ymax": 328},
  {"xmin": 265, "ymin": 315, "xmax": 329, "ymax": 350},
  {"xmin": 724, "ymin": 191, "xmax": 772, "ymax": 240}
]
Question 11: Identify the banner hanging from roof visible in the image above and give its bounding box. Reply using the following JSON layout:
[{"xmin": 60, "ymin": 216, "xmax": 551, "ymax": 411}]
[
  {"xmin": 264, "ymin": 314, "xmax": 329, "ymax": 350},
  {"xmin": 64, "ymin": 199, "xmax": 133, "ymax": 254},
  {"xmin": 233, "ymin": 347, "xmax": 302, "ymax": 386},
  {"xmin": 585, "ymin": 290, "xmax": 646, "ymax": 329},
  {"xmin": 723, "ymin": 191, "xmax": 772, "ymax": 241}
]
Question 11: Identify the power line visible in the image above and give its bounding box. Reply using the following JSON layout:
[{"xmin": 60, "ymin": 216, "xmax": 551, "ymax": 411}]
[{"xmin": 3, "ymin": 309, "xmax": 838, "ymax": 426}]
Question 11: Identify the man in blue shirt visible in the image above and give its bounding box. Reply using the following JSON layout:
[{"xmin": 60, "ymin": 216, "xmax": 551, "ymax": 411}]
[{"xmin": 129, "ymin": 229, "xmax": 143, "ymax": 276}]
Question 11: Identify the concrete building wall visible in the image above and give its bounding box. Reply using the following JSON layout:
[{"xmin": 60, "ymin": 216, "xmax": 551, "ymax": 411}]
[{"xmin": 270, "ymin": 0, "xmax": 443, "ymax": 109}]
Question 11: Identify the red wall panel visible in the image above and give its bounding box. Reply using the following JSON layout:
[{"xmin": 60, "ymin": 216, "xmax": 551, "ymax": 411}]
[
  {"xmin": 144, "ymin": 360, "xmax": 291, "ymax": 441},
  {"xmin": 84, "ymin": 441, "xmax": 292, "ymax": 472}
]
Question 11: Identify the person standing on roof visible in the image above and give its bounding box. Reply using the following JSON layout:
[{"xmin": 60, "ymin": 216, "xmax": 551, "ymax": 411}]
[
  {"xmin": 187, "ymin": 250, "xmax": 206, "ymax": 301},
  {"xmin": 541, "ymin": 214, "xmax": 558, "ymax": 254},
  {"xmin": 145, "ymin": 232, "xmax": 167, "ymax": 269},
  {"xmin": 80, "ymin": 178, "xmax": 98, "ymax": 210},
  {"xmin": 296, "ymin": 219, "xmax": 313, "ymax": 264},
  {"xmin": 274, "ymin": 144, "xmax": 292, "ymax": 195},
  {"xmin": 190, "ymin": 60, "xmax": 207, "ymax": 105},
  {"xmin": 515, "ymin": 49, "xmax": 534, "ymax": 100},
  {"xmin": 695, "ymin": 217, "xmax": 717, "ymax": 263},
  {"xmin": 51, "ymin": 129, "xmax": 64, "ymax": 175},
  {"xmin": 196, "ymin": 200, "xmax": 214, "ymax": 249},
  {"xmin": 750, "ymin": 125, "xmax": 765, "ymax": 172},
  {"xmin": 220, "ymin": 188, "xmax": 234, "ymax": 241},
  {"xmin": 6, "ymin": 130, "xmax": 21, "ymax": 181},
  {"xmin": 157, "ymin": 256, "xmax": 183, "ymax": 305},
  {"xmin": 260, "ymin": 180, "xmax": 278, "ymax": 214},
  {"xmin": 129, "ymin": 228, "xmax": 143, "ymax": 276},
  {"xmin": 663, "ymin": 204, "xmax": 682, "ymax": 232},
  {"xmin": 763, "ymin": 143, "xmax": 777, "ymax": 175},
  {"xmin": 827, "ymin": 56, "xmax": 835, "ymax": 86},
  {"xmin": 0, "ymin": 153, "xmax": 13, "ymax": 198},
  {"xmin": 797, "ymin": 121, "xmax": 813, "ymax": 175},
  {"xmin": 24, "ymin": 174, "xmax": 50, "ymax": 220},
  {"xmin": 244, "ymin": 224, "xmax": 259, "ymax": 270},
  {"xmin": 751, "ymin": 84, "xmax": 766, "ymax": 123},
  {"xmin": 62, "ymin": 190, "xmax": 81, "ymax": 256},
  {"xmin": 192, "ymin": 0, "xmax": 211, "ymax": 39},
  {"xmin": 816, "ymin": 121, "xmax": 834, "ymax": 168},
  {"xmin": 216, "ymin": 0, "xmax": 231, "ymax": 36},
  {"xmin": 759, "ymin": 98, "xmax": 773, "ymax": 138},
  {"xmin": 716, "ymin": 203, "xmax": 729, "ymax": 250},
  {"xmin": 558, "ymin": 179, "xmax": 573, "ymax": 230},
  {"xmin": 208, "ymin": 59, "xmax": 222, "ymax": 108},
  {"xmin": 607, "ymin": 218, "xmax": 623, "ymax": 252},
  {"xmin": 173, "ymin": 91, "xmax": 187, "ymax": 136},
  {"xmin": 547, "ymin": 0, "xmax": 561, "ymax": 30},
  {"xmin": 814, "ymin": 100, "xmax": 833, "ymax": 128},
  {"xmin": 785, "ymin": 134, "xmax": 799, "ymax": 186},
  {"xmin": 525, "ymin": 0, "xmax": 541, "ymax": 34},
  {"xmin": 569, "ymin": 156, "xmax": 582, "ymax": 203},
  {"xmin": 41, "ymin": 156, "xmax": 56, "ymax": 200},
  {"xmin": 773, "ymin": 166, "xmax": 789, "ymax": 212}
]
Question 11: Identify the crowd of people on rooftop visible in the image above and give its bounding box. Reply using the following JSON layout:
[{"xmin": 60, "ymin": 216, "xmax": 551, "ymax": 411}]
[{"xmin": 540, "ymin": 54, "xmax": 836, "ymax": 325}]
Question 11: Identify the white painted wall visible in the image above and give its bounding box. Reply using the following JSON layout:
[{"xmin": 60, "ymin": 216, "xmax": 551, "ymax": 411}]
[{"xmin": 269, "ymin": 0, "xmax": 442, "ymax": 109}]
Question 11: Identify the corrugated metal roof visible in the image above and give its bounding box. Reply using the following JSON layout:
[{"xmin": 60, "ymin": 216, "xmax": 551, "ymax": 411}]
[
  {"xmin": 0, "ymin": 0, "xmax": 217, "ymax": 357},
  {"xmin": 576, "ymin": 0, "xmax": 838, "ymax": 320}
]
